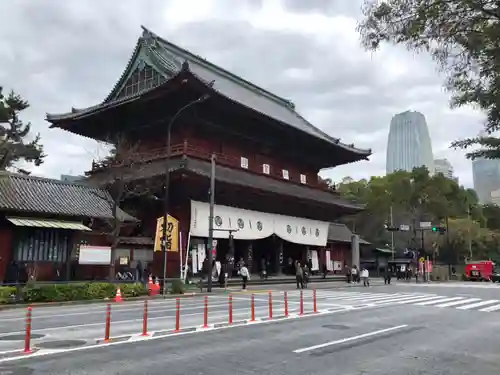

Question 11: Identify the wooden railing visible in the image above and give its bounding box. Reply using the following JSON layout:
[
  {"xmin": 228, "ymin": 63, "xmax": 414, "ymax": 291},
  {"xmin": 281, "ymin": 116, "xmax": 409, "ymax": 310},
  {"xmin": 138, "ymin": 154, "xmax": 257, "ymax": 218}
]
[{"xmin": 89, "ymin": 141, "xmax": 338, "ymax": 194}]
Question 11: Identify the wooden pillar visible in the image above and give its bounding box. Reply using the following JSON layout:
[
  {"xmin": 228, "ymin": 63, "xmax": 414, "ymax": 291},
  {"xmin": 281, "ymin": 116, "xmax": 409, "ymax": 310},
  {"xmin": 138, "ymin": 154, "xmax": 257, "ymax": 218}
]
[
  {"xmin": 247, "ymin": 242, "xmax": 253, "ymax": 273},
  {"xmin": 274, "ymin": 237, "xmax": 283, "ymax": 275}
]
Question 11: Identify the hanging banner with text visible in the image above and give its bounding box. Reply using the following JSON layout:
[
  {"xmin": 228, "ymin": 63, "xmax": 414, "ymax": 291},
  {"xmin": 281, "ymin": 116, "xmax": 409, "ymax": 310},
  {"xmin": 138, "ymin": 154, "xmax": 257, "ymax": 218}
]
[{"xmin": 154, "ymin": 214, "xmax": 179, "ymax": 252}]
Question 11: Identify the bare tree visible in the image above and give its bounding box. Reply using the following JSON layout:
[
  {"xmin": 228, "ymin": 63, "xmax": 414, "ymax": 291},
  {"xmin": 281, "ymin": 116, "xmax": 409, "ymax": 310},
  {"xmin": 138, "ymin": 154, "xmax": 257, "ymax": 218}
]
[{"xmin": 89, "ymin": 134, "xmax": 153, "ymax": 279}]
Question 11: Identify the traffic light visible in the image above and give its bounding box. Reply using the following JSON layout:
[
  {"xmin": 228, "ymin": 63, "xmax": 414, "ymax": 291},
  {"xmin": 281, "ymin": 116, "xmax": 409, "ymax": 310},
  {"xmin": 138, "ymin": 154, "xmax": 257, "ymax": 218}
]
[{"xmin": 431, "ymin": 226, "xmax": 446, "ymax": 234}]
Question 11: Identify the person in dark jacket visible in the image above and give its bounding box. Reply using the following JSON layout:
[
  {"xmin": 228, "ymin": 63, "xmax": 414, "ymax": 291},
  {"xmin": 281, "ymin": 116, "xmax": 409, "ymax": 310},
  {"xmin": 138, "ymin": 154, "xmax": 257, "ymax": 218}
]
[{"xmin": 384, "ymin": 267, "xmax": 392, "ymax": 285}]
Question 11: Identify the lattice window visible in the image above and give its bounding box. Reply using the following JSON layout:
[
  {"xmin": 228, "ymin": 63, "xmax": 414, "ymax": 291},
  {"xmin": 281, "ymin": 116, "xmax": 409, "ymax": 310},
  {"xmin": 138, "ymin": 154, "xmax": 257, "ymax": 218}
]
[
  {"xmin": 115, "ymin": 62, "xmax": 167, "ymax": 100},
  {"xmin": 15, "ymin": 229, "xmax": 70, "ymax": 263}
]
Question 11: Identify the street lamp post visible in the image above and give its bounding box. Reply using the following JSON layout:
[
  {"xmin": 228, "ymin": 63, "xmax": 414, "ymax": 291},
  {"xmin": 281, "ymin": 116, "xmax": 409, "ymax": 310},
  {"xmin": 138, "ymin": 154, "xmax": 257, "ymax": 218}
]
[
  {"xmin": 161, "ymin": 94, "xmax": 209, "ymax": 296},
  {"xmin": 207, "ymin": 153, "xmax": 216, "ymax": 293}
]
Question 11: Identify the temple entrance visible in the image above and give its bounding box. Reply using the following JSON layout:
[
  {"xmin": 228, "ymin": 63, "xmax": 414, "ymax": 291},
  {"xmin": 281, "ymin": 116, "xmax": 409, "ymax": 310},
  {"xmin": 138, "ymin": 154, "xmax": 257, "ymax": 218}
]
[
  {"xmin": 282, "ymin": 242, "xmax": 307, "ymax": 275},
  {"xmin": 252, "ymin": 236, "xmax": 276, "ymax": 275}
]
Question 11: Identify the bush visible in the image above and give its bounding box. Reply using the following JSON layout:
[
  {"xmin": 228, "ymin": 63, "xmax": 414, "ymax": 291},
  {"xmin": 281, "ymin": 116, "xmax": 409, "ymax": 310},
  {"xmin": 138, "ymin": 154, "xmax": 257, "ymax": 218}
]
[
  {"xmin": 169, "ymin": 279, "xmax": 185, "ymax": 295},
  {"xmin": 0, "ymin": 286, "xmax": 16, "ymax": 304},
  {"xmin": 0, "ymin": 282, "xmax": 147, "ymax": 304}
]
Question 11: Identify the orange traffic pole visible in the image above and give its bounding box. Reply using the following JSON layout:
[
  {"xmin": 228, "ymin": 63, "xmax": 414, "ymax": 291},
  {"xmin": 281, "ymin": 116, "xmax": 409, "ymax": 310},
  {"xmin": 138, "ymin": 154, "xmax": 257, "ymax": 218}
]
[
  {"xmin": 104, "ymin": 303, "xmax": 111, "ymax": 342},
  {"xmin": 141, "ymin": 299, "xmax": 149, "ymax": 336},
  {"xmin": 202, "ymin": 296, "xmax": 208, "ymax": 328},
  {"xmin": 250, "ymin": 294, "xmax": 255, "ymax": 322},
  {"xmin": 284, "ymin": 291, "xmax": 288, "ymax": 317},
  {"xmin": 299, "ymin": 290, "xmax": 304, "ymax": 316},
  {"xmin": 23, "ymin": 306, "xmax": 32, "ymax": 354},
  {"xmin": 228, "ymin": 294, "xmax": 233, "ymax": 324},
  {"xmin": 268, "ymin": 291, "xmax": 273, "ymax": 319},
  {"xmin": 175, "ymin": 298, "xmax": 181, "ymax": 332},
  {"xmin": 313, "ymin": 289, "xmax": 317, "ymax": 313}
]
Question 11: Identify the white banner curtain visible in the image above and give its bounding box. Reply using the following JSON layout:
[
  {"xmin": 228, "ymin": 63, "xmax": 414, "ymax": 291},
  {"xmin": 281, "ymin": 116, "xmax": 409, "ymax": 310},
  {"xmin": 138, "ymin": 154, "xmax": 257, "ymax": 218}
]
[{"xmin": 190, "ymin": 201, "xmax": 329, "ymax": 247}]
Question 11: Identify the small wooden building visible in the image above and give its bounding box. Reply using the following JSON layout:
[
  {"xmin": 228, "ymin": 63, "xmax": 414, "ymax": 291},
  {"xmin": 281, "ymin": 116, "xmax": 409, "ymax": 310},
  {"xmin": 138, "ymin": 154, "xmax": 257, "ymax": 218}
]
[
  {"xmin": 46, "ymin": 26, "xmax": 372, "ymax": 277},
  {"xmin": 0, "ymin": 172, "xmax": 137, "ymax": 282}
]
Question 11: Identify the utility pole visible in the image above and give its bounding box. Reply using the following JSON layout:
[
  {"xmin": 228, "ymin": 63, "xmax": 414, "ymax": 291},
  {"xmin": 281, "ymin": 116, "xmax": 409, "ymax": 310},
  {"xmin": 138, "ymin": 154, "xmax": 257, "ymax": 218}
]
[
  {"xmin": 468, "ymin": 205, "xmax": 473, "ymax": 259},
  {"xmin": 207, "ymin": 153, "xmax": 216, "ymax": 293},
  {"xmin": 390, "ymin": 205, "xmax": 395, "ymax": 260}
]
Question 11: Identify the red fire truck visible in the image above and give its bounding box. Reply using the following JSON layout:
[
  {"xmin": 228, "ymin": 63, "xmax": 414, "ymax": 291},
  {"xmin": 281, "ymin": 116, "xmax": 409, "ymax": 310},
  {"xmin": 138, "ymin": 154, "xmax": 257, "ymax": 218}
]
[{"xmin": 464, "ymin": 260, "xmax": 495, "ymax": 281}]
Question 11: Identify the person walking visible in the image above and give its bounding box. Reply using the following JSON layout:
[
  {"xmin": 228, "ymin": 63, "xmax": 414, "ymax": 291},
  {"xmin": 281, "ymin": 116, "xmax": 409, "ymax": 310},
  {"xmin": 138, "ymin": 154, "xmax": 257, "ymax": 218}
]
[
  {"xmin": 239, "ymin": 264, "xmax": 250, "ymax": 291},
  {"xmin": 384, "ymin": 267, "xmax": 392, "ymax": 285},
  {"xmin": 295, "ymin": 261, "xmax": 304, "ymax": 289},
  {"xmin": 361, "ymin": 267, "xmax": 370, "ymax": 287}
]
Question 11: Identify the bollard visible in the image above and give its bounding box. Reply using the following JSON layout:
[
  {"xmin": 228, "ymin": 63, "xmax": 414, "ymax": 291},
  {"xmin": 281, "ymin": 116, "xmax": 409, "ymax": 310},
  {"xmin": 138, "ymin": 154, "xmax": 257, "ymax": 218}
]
[
  {"xmin": 202, "ymin": 296, "xmax": 208, "ymax": 328},
  {"xmin": 299, "ymin": 290, "xmax": 304, "ymax": 316},
  {"xmin": 313, "ymin": 289, "xmax": 317, "ymax": 313},
  {"xmin": 104, "ymin": 303, "xmax": 111, "ymax": 342},
  {"xmin": 228, "ymin": 294, "xmax": 233, "ymax": 324},
  {"xmin": 250, "ymin": 294, "xmax": 255, "ymax": 322},
  {"xmin": 284, "ymin": 291, "xmax": 288, "ymax": 317},
  {"xmin": 24, "ymin": 306, "xmax": 32, "ymax": 354},
  {"xmin": 141, "ymin": 300, "xmax": 149, "ymax": 336},
  {"xmin": 175, "ymin": 298, "xmax": 181, "ymax": 332},
  {"xmin": 268, "ymin": 291, "xmax": 273, "ymax": 319}
]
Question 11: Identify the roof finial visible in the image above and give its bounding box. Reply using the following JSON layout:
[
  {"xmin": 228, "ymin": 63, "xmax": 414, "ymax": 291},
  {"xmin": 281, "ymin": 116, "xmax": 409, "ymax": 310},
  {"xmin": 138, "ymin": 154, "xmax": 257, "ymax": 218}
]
[{"xmin": 181, "ymin": 61, "xmax": 190, "ymax": 71}]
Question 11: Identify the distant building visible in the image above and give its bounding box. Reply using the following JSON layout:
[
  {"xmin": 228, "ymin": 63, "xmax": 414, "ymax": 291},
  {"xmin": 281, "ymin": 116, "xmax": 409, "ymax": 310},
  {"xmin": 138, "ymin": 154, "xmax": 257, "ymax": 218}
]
[
  {"xmin": 386, "ymin": 111, "xmax": 434, "ymax": 175},
  {"xmin": 472, "ymin": 158, "xmax": 500, "ymax": 204},
  {"xmin": 491, "ymin": 189, "xmax": 500, "ymax": 206},
  {"xmin": 60, "ymin": 174, "xmax": 84, "ymax": 183},
  {"xmin": 434, "ymin": 158, "xmax": 456, "ymax": 181}
]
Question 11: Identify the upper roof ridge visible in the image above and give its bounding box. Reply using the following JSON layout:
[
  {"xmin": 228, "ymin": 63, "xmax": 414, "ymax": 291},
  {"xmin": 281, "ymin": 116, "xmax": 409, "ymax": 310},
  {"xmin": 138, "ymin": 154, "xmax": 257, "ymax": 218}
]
[{"xmin": 140, "ymin": 25, "xmax": 295, "ymax": 109}]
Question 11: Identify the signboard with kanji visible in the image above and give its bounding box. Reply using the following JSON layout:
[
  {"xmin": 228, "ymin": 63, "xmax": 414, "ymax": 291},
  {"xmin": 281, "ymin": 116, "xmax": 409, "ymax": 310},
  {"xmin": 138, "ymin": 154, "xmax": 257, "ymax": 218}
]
[{"xmin": 154, "ymin": 215, "xmax": 179, "ymax": 252}]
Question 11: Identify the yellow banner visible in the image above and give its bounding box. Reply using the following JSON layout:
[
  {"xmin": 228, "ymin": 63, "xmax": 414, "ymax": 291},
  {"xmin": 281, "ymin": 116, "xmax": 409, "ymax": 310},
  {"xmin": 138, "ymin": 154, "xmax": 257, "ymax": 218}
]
[{"xmin": 154, "ymin": 215, "xmax": 179, "ymax": 252}]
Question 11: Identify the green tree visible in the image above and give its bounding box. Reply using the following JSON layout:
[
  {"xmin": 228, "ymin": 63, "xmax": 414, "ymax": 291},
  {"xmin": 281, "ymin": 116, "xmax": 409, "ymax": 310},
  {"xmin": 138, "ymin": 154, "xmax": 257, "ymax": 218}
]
[
  {"xmin": 0, "ymin": 87, "xmax": 44, "ymax": 171},
  {"xmin": 337, "ymin": 168, "xmax": 483, "ymax": 252},
  {"xmin": 357, "ymin": 0, "xmax": 500, "ymax": 158}
]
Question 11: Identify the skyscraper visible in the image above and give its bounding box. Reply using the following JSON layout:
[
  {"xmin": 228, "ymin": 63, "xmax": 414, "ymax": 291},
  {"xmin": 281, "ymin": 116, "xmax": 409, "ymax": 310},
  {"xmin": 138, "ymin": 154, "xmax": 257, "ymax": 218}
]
[
  {"xmin": 386, "ymin": 111, "xmax": 434, "ymax": 175},
  {"xmin": 472, "ymin": 158, "xmax": 500, "ymax": 204},
  {"xmin": 434, "ymin": 158, "xmax": 456, "ymax": 180}
]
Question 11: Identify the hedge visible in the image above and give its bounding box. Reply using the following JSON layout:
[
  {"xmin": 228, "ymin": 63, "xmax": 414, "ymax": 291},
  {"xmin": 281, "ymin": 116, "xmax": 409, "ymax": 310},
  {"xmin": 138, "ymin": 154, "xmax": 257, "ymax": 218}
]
[{"xmin": 0, "ymin": 282, "xmax": 148, "ymax": 304}]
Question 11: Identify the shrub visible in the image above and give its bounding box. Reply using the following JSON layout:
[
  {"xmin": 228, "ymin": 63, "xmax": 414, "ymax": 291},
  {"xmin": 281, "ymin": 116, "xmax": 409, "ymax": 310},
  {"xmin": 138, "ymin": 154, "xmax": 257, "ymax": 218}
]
[
  {"xmin": 0, "ymin": 286, "xmax": 16, "ymax": 304},
  {"xmin": 0, "ymin": 282, "xmax": 147, "ymax": 304},
  {"xmin": 169, "ymin": 279, "xmax": 185, "ymax": 295}
]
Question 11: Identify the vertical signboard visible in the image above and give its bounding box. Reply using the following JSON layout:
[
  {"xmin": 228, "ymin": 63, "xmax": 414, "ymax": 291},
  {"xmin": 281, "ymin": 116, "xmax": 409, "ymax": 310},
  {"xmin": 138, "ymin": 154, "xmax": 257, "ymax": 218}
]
[{"xmin": 154, "ymin": 215, "xmax": 179, "ymax": 252}]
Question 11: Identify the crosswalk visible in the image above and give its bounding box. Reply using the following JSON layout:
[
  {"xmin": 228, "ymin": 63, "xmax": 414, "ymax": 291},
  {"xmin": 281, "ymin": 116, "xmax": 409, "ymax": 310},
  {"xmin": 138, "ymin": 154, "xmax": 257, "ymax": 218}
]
[{"xmin": 286, "ymin": 290, "xmax": 500, "ymax": 313}]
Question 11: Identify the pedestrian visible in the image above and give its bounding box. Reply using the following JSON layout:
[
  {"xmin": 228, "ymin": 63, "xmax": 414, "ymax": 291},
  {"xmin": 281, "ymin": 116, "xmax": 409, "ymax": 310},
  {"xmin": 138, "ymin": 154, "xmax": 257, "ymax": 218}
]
[
  {"xmin": 351, "ymin": 265, "xmax": 359, "ymax": 283},
  {"xmin": 361, "ymin": 267, "xmax": 370, "ymax": 287},
  {"xmin": 345, "ymin": 264, "xmax": 351, "ymax": 283},
  {"xmin": 295, "ymin": 261, "xmax": 304, "ymax": 289},
  {"xmin": 239, "ymin": 264, "xmax": 250, "ymax": 291},
  {"xmin": 303, "ymin": 263, "xmax": 309, "ymax": 288},
  {"xmin": 384, "ymin": 267, "xmax": 392, "ymax": 285}
]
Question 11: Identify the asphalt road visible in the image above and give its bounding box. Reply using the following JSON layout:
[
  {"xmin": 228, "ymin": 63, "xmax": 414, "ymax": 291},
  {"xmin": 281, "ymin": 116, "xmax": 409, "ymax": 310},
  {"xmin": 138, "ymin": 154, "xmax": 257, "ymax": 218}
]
[{"xmin": 1, "ymin": 281, "xmax": 500, "ymax": 374}]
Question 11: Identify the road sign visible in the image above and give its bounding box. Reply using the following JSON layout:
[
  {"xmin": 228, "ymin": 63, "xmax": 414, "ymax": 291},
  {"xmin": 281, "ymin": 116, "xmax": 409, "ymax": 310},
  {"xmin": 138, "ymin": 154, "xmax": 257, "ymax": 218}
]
[
  {"xmin": 420, "ymin": 221, "xmax": 432, "ymax": 229},
  {"xmin": 399, "ymin": 224, "xmax": 410, "ymax": 231},
  {"xmin": 419, "ymin": 257, "xmax": 425, "ymax": 263}
]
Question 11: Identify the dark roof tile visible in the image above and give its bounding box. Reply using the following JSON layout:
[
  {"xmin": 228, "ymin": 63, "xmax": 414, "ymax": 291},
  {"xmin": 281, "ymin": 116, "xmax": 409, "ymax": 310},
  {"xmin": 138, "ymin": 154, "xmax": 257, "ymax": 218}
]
[
  {"xmin": 328, "ymin": 223, "xmax": 370, "ymax": 244},
  {"xmin": 0, "ymin": 172, "xmax": 137, "ymax": 221}
]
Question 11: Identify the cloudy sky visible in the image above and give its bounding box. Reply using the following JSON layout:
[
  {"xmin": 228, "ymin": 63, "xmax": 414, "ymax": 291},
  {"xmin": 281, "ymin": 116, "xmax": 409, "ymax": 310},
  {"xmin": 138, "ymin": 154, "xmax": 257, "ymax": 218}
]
[{"xmin": 0, "ymin": 0, "xmax": 484, "ymax": 186}]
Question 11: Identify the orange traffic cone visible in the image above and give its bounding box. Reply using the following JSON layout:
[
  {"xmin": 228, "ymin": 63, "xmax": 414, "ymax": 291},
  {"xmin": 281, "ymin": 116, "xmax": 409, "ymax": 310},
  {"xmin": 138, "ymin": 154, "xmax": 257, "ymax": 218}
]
[{"xmin": 114, "ymin": 287, "xmax": 123, "ymax": 303}]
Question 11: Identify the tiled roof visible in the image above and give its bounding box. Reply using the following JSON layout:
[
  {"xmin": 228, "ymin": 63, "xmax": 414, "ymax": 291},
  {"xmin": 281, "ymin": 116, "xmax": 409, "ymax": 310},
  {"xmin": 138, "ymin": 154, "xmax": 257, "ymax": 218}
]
[
  {"xmin": 85, "ymin": 157, "xmax": 365, "ymax": 213},
  {"xmin": 47, "ymin": 26, "xmax": 371, "ymax": 158},
  {"xmin": 328, "ymin": 222, "xmax": 370, "ymax": 244},
  {"xmin": 0, "ymin": 172, "xmax": 137, "ymax": 221}
]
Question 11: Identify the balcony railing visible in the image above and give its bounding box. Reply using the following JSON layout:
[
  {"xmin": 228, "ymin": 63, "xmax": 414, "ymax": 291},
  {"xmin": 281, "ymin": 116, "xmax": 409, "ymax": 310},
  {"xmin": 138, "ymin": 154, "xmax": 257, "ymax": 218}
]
[{"xmin": 89, "ymin": 141, "xmax": 338, "ymax": 194}]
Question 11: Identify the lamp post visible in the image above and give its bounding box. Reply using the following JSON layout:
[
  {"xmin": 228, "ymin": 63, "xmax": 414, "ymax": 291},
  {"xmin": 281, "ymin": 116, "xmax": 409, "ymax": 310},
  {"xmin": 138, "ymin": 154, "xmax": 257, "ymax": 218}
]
[
  {"xmin": 207, "ymin": 153, "xmax": 216, "ymax": 293},
  {"xmin": 161, "ymin": 93, "xmax": 209, "ymax": 296}
]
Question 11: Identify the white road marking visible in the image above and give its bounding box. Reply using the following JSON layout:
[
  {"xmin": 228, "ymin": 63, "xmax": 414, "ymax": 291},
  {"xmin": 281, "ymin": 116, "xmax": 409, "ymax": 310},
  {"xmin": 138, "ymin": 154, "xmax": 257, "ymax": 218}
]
[
  {"xmin": 413, "ymin": 297, "xmax": 464, "ymax": 306},
  {"xmin": 293, "ymin": 325, "xmax": 409, "ymax": 354},
  {"xmin": 456, "ymin": 300, "xmax": 499, "ymax": 310},
  {"xmin": 479, "ymin": 303, "xmax": 500, "ymax": 312},
  {"xmin": 435, "ymin": 298, "xmax": 481, "ymax": 308}
]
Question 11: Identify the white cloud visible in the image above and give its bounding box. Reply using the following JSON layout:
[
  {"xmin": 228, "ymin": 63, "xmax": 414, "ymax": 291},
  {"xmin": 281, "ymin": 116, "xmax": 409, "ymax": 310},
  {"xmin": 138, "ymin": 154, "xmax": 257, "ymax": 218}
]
[{"xmin": 0, "ymin": 0, "xmax": 484, "ymax": 188}]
